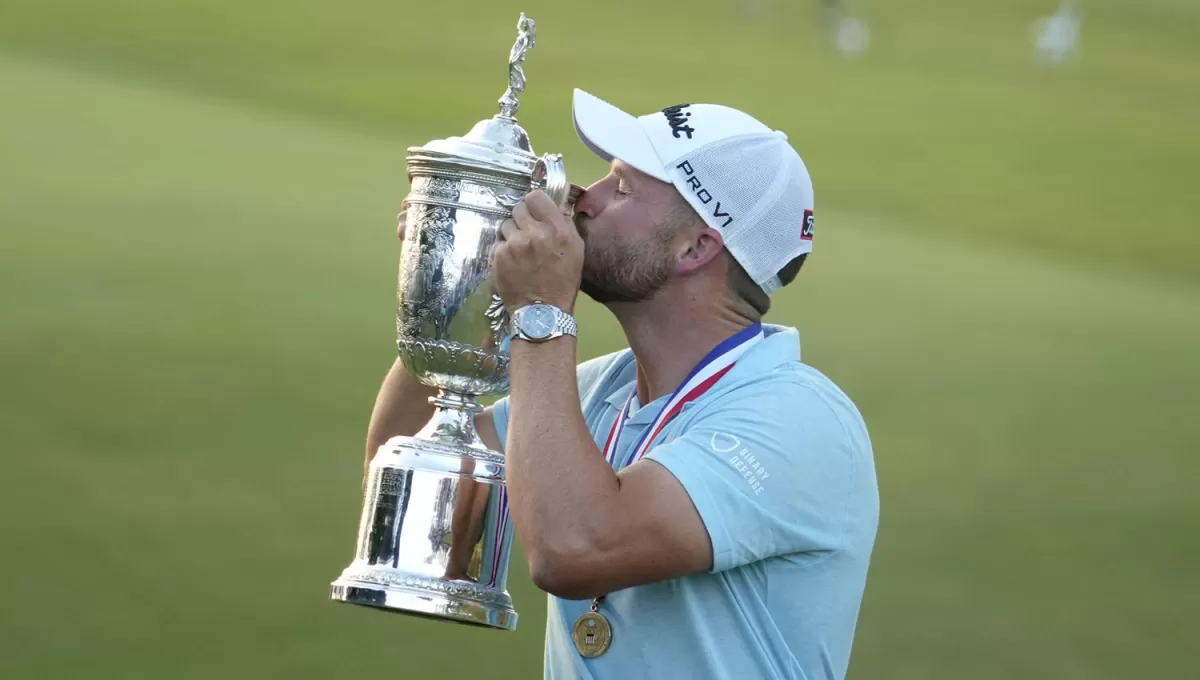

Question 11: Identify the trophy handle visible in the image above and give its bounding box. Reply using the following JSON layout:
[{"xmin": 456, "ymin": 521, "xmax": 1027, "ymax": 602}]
[{"xmin": 532, "ymin": 153, "xmax": 569, "ymax": 209}]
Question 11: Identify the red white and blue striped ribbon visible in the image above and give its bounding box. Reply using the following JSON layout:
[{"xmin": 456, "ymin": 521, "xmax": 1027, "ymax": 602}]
[
  {"xmin": 487, "ymin": 322, "xmax": 763, "ymax": 586},
  {"xmin": 488, "ymin": 489, "xmax": 511, "ymax": 587},
  {"xmin": 601, "ymin": 322, "xmax": 763, "ymax": 470}
]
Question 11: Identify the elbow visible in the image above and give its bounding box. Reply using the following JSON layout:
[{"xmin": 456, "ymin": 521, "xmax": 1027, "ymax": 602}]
[{"xmin": 527, "ymin": 550, "xmax": 601, "ymax": 601}]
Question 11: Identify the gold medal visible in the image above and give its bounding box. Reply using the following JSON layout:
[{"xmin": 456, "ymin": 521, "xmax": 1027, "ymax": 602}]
[{"xmin": 571, "ymin": 600, "xmax": 613, "ymax": 657}]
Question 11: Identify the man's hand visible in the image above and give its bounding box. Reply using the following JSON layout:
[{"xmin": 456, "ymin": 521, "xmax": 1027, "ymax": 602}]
[{"xmin": 490, "ymin": 189, "xmax": 583, "ymax": 314}]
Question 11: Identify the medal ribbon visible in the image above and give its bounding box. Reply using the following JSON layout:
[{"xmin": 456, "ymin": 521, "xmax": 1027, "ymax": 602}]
[
  {"xmin": 602, "ymin": 322, "xmax": 763, "ymax": 470},
  {"xmin": 488, "ymin": 322, "xmax": 764, "ymax": 587}
]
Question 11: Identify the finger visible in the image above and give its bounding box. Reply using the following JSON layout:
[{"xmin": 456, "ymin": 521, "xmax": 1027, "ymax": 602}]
[
  {"xmin": 524, "ymin": 189, "xmax": 558, "ymax": 222},
  {"xmin": 516, "ymin": 198, "xmax": 557, "ymax": 243},
  {"xmin": 491, "ymin": 237, "xmax": 522, "ymax": 269},
  {"xmin": 504, "ymin": 231, "xmax": 530, "ymax": 251},
  {"xmin": 512, "ymin": 200, "xmax": 536, "ymax": 231},
  {"xmin": 499, "ymin": 218, "xmax": 520, "ymax": 243}
]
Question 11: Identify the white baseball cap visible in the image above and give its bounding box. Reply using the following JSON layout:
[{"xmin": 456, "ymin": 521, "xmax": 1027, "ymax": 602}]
[{"xmin": 571, "ymin": 88, "xmax": 815, "ymax": 294}]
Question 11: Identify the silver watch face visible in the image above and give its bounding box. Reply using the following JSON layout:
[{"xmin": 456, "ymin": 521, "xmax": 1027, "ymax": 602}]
[{"xmin": 519, "ymin": 304, "xmax": 557, "ymax": 340}]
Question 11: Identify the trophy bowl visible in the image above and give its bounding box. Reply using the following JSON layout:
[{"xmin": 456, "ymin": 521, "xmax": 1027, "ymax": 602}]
[{"xmin": 330, "ymin": 13, "xmax": 581, "ymax": 630}]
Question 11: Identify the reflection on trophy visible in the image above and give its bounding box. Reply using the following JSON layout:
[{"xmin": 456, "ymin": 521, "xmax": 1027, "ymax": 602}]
[{"xmin": 330, "ymin": 13, "xmax": 580, "ymax": 630}]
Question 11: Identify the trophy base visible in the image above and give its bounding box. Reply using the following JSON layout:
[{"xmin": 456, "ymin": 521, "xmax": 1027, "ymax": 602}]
[
  {"xmin": 331, "ymin": 570, "xmax": 517, "ymax": 630},
  {"xmin": 330, "ymin": 399, "xmax": 518, "ymax": 631}
]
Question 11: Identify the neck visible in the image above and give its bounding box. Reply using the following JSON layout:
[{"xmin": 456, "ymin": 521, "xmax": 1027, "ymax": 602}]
[{"xmin": 609, "ymin": 293, "xmax": 755, "ymax": 405}]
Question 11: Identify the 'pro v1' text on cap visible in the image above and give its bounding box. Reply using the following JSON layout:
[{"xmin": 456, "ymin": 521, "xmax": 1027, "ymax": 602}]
[{"xmin": 571, "ymin": 88, "xmax": 814, "ymax": 294}]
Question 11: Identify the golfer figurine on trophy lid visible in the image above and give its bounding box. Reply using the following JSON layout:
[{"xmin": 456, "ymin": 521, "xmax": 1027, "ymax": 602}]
[{"xmin": 330, "ymin": 12, "xmax": 580, "ymax": 630}]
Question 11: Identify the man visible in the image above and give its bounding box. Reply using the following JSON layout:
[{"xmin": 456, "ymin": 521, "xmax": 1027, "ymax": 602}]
[{"xmin": 366, "ymin": 89, "xmax": 879, "ymax": 679}]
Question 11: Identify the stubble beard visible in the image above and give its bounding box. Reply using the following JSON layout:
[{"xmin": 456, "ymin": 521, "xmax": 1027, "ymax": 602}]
[{"xmin": 575, "ymin": 213, "xmax": 675, "ymax": 304}]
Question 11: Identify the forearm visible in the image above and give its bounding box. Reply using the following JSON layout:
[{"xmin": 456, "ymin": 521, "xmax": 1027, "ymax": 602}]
[
  {"xmin": 363, "ymin": 357, "xmax": 438, "ymax": 477},
  {"xmin": 505, "ymin": 337, "xmax": 621, "ymax": 581}
]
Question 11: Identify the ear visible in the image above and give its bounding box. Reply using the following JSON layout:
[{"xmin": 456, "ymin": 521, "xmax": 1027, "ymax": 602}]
[{"xmin": 675, "ymin": 226, "xmax": 726, "ymax": 276}]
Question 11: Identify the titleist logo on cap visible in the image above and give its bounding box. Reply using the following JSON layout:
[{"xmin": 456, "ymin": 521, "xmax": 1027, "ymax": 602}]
[{"xmin": 662, "ymin": 104, "xmax": 695, "ymax": 139}]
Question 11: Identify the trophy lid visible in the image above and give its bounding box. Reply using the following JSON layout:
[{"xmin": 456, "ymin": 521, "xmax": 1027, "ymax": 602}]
[{"xmin": 408, "ymin": 13, "xmax": 542, "ymax": 177}]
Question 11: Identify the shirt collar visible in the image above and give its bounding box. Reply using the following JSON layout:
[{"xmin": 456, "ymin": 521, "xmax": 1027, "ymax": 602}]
[{"xmin": 601, "ymin": 324, "xmax": 800, "ymax": 416}]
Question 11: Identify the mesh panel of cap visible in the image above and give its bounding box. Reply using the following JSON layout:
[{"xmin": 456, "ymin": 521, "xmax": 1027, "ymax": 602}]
[{"xmin": 666, "ymin": 133, "xmax": 812, "ymax": 293}]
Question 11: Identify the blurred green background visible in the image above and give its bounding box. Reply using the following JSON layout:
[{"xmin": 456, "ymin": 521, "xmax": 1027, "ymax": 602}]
[{"xmin": 1, "ymin": 0, "xmax": 1197, "ymax": 678}]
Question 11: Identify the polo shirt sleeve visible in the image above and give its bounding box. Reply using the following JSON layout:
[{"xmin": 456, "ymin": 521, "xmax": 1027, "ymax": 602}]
[
  {"xmin": 489, "ymin": 350, "xmax": 626, "ymax": 453},
  {"xmin": 644, "ymin": 380, "xmax": 864, "ymax": 572}
]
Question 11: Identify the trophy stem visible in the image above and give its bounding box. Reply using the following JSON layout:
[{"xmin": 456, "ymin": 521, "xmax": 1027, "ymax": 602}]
[{"xmin": 418, "ymin": 390, "xmax": 491, "ymax": 453}]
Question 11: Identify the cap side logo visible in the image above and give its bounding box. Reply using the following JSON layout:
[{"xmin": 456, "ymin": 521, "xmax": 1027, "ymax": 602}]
[
  {"xmin": 662, "ymin": 104, "xmax": 695, "ymax": 139},
  {"xmin": 676, "ymin": 160, "xmax": 733, "ymax": 228},
  {"xmin": 801, "ymin": 209, "xmax": 814, "ymax": 240}
]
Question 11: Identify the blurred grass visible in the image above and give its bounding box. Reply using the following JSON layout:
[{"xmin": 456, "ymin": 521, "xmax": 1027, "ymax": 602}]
[
  {"xmin": 1, "ymin": 1, "xmax": 1198, "ymax": 678},
  {"xmin": 2, "ymin": 0, "xmax": 1199, "ymax": 283}
]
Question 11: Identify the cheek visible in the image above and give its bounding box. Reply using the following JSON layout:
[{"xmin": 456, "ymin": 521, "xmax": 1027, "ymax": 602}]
[
  {"xmin": 582, "ymin": 200, "xmax": 662, "ymax": 254},
  {"xmin": 604, "ymin": 201, "xmax": 653, "ymax": 238}
]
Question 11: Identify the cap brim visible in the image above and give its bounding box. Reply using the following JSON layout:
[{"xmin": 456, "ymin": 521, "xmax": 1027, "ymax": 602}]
[{"xmin": 572, "ymin": 89, "xmax": 670, "ymax": 182}]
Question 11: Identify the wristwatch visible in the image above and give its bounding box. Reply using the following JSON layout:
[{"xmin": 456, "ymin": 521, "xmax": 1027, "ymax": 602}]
[{"xmin": 510, "ymin": 301, "xmax": 577, "ymax": 343}]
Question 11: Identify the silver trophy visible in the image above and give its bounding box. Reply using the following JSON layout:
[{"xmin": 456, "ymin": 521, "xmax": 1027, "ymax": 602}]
[{"xmin": 330, "ymin": 13, "xmax": 579, "ymax": 630}]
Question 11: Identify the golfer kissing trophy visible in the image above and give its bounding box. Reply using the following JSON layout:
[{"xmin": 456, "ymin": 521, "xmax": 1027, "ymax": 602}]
[{"xmin": 330, "ymin": 13, "xmax": 580, "ymax": 630}]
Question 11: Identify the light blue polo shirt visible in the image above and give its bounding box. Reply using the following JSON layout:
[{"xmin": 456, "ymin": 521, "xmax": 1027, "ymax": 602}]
[{"xmin": 491, "ymin": 324, "xmax": 879, "ymax": 680}]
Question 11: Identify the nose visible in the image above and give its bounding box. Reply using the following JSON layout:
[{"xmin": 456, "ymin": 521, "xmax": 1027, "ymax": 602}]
[{"xmin": 574, "ymin": 185, "xmax": 600, "ymax": 218}]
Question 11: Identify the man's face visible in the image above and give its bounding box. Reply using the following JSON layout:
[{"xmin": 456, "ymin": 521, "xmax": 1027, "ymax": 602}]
[{"xmin": 573, "ymin": 160, "xmax": 691, "ymax": 304}]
